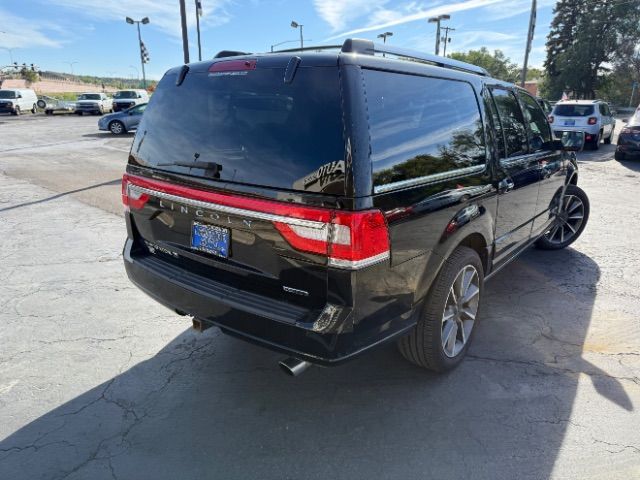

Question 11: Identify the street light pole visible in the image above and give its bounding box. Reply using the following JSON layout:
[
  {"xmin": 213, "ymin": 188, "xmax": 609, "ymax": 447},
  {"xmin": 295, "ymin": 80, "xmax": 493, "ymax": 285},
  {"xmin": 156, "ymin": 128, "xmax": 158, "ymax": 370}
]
[
  {"xmin": 520, "ymin": 0, "xmax": 537, "ymax": 87},
  {"xmin": 376, "ymin": 32, "xmax": 393, "ymax": 44},
  {"xmin": 291, "ymin": 21, "xmax": 304, "ymax": 49},
  {"xmin": 126, "ymin": 16, "xmax": 150, "ymax": 88},
  {"xmin": 64, "ymin": 61, "xmax": 78, "ymax": 76},
  {"xmin": 195, "ymin": 0, "xmax": 203, "ymax": 61},
  {"xmin": 428, "ymin": 14, "xmax": 450, "ymax": 56},
  {"xmin": 179, "ymin": 0, "xmax": 190, "ymax": 64}
]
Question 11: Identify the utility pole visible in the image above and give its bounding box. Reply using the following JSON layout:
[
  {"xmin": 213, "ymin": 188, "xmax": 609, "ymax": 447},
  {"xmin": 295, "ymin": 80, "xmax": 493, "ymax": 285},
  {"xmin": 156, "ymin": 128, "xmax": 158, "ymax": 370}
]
[
  {"xmin": 520, "ymin": 0, "xmax": 537, "ymax": 88},
  {"xmin": 179, "ymin": 0, "xmax": 190, "ymax": 63},
  {"xmin": 441, "ymin": 26, "xmax": 455, "ymax": 57},
  {"xmin": 629, "ymin": 81, "xmax": 638, "ymax": 108},
  {"xmin": 195, "ymin": 0, "xmax": 203, "ymax": 61},
  {"xmin": 428, "ymin": 14, "xmax": 450, "ymax": 56}
]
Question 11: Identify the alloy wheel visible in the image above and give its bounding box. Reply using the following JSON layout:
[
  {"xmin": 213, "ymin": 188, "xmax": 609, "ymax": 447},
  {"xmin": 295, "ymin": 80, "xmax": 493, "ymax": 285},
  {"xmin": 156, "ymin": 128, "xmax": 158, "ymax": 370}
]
[
  {"xmin": 110, "ymin": 122, "xmax": 123, "ymax": 134},
  {"xmin": 545, "ymin": 193, "xmax": 585, "ymax": 245},
  {"xmin": 441, "ymin": 265, "xmax": 480, "ymax": 358}
]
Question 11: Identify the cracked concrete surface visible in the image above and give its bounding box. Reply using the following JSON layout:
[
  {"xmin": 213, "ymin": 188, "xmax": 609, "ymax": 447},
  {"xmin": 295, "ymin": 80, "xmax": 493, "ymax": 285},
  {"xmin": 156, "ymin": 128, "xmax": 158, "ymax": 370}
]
[{"xmin": 0, "ymin": 114, "xmax": 639, "ymax": 479}]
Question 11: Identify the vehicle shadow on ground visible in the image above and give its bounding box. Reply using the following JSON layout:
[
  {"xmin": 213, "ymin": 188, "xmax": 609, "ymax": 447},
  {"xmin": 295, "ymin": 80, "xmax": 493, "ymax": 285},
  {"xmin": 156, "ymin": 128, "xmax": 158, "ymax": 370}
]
[
  {"xmin": 0, "ymin": 248, "xmax": 630, "ymax": 479},
  {"xmin": 82, "ymin": 132, "xmax": 135, "ymax": 139},
  {"xmin": 0, "ymin": 179, "xmax": 121, "ymax": 213},
  {"xmin": 576, "ymin": 143, "xmax": 617, "ymax": 163},
  {"xmin": 618, "ymin": 159, "xmax": 640, "ymax": 173}
]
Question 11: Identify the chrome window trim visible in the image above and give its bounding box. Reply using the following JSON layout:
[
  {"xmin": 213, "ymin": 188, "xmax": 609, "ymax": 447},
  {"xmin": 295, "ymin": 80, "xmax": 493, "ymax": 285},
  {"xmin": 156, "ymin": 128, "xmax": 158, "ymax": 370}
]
[
  {"xmin": 373, "ymin": 164, "xmax": 486, "ymax": 194},
  {"xmin": 128, "ymin": 184, "xmax": 327, "ymax": 230}
]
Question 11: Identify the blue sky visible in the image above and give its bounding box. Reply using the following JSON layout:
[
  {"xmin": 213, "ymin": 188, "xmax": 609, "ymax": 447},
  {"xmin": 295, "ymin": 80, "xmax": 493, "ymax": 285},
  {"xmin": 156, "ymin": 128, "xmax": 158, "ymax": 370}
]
[{"xmin": 1, "ymin": 0, "xmax": 557, "ymax": 80}]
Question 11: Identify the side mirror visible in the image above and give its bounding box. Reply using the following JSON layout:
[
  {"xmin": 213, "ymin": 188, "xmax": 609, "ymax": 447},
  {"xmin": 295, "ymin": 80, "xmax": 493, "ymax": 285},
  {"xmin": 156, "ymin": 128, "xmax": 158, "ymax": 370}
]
[
  {"xmin": 556, "ymin": 130, "xmax": 585, "ymax": 152},
  {"xmin": 17, "ymin": 94, "xmax": 22, "ymax": 98}
]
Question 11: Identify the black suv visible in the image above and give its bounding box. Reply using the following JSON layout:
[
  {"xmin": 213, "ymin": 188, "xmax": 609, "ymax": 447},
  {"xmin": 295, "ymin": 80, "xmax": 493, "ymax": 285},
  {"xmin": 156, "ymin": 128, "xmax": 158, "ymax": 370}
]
[{"xmin": 123, "ymin": 39, "xmax": 589, "ymax": 374}]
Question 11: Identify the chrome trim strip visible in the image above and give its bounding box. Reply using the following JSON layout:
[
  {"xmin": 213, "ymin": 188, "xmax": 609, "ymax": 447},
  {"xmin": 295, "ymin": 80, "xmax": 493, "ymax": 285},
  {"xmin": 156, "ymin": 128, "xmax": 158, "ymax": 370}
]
[
  {"xmin": 129, "ymin": 185, "xmax": 327, "ymax": 230},
  {"xmin": 328, "ymin": 251, "xmax": 390, "ymax": 270},
  {"xmin": 373, "ymin": 164, "xmax": 485, "ymax": 194}
]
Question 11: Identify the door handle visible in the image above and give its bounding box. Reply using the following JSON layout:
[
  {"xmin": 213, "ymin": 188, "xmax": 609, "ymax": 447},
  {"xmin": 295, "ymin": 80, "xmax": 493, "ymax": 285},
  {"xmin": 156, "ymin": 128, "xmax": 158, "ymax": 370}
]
[{"xmin": 498, "ymin": 178, "xmax": 515, "ymax": 193}]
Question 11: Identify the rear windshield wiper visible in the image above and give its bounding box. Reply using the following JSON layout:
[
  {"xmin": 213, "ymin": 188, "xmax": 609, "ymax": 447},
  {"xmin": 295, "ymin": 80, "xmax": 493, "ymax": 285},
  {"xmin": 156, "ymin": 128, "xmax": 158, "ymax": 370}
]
[{"xmin": 157, "ymin": 161, "xmax": 223, "ymax": 177}]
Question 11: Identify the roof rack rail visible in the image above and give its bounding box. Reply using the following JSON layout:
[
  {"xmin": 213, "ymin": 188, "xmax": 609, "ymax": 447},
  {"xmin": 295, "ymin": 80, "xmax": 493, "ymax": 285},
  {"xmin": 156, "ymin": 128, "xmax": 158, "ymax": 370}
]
[
  {"xmin": 214, "ymin": 50, "xmax": 251, "ymax": 58},
  {"xmin": 270, "ymin": 45, "xmax": 342, "ymax": 54},
  {"xmin": 341, "ymin": 38, "xmax": 489, "ymax": 76}
]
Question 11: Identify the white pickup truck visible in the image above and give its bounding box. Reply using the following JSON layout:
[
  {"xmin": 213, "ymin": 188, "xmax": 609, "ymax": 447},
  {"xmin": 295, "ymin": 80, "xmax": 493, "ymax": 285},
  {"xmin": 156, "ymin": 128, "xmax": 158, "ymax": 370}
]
[{"xmin": 75, "ymin": 92, "xmax": 113, "ymax": 116}]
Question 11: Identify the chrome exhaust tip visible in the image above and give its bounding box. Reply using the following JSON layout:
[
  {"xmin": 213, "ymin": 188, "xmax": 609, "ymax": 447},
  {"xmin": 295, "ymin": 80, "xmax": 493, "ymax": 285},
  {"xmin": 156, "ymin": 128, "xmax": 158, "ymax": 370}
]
[{"xmin": 279, "ymin": 357, "xmax": 312, "ymax": 376}]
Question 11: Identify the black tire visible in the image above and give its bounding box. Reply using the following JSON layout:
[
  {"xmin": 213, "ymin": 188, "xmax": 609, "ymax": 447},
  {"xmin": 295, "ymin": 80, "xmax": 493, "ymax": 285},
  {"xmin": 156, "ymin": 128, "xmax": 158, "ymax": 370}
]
[
  {"xmin": 398, "ymin": 246, "xmax": 484, "ymax": 372},
  {"xmin": 535, "ymin": 184, "xmax": 590, "ymax": 250},
  {"xmin": 109, "ymin": 120, "xmax": 126, "ymax": 135},
  {"xmin": 31, "ymin": 104, "xmax": 37, "ymax": 114},
  {"xmin": 45, "ymin": 110, "xmax": 53, "ymax": 115},
  {"xmin": 76, "ymin": 111, "xmax": 83, "ymax": 116},
  {"xmin": 614, "ymin": 150, "xmax": 625, "ymax": 161},
  {"xmin": 12, "ymin": 106, "xmax": 20, "ymax": 116},
  {"xmin": 590, "ymin": 132, "xmax": 601, "ymax": 150},
  {"xmin": 604, "ymin": 130, "xmax": 612, "ymax": 144}
]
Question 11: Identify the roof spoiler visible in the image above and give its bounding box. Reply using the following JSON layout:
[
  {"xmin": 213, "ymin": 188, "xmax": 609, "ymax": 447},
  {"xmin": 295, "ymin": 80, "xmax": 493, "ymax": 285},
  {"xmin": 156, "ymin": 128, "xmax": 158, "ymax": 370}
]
[{"xmin": 214, "ymin": 50, "xmax": 251, "ymax": 59}]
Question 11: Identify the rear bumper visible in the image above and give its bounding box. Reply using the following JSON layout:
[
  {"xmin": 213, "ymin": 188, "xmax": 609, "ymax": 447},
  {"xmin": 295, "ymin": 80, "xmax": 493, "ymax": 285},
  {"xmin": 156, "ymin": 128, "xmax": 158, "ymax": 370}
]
[
  {"xmin": 616, "ymin": 144, "xmax": 640, "ymax": 156},
  {"xmin": 123, "ymin": 238, "xmax": 417, "ymax": 365}
]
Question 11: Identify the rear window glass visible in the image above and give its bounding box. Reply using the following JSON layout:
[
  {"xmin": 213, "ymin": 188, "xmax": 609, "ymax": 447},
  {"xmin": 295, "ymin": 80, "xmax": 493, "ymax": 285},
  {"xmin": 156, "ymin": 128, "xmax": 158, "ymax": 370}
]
[
  {"xmin": 363, "ymin": 70, "xmax": 485, "ymax": 191},
  {"xmin": 554, "ymin": 104, "xmax": 594, "ymax": 116},
  {"xmin": 130, "ymin": 66, "xmax": 345, "ymax": 194}
]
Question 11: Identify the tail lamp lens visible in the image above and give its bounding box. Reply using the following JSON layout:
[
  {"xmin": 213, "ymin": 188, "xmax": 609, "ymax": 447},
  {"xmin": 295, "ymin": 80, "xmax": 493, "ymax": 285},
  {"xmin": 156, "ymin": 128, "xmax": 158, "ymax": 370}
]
[{"xmin": 588, "ymin": 117, "xmax": 597, "ymax": 125}]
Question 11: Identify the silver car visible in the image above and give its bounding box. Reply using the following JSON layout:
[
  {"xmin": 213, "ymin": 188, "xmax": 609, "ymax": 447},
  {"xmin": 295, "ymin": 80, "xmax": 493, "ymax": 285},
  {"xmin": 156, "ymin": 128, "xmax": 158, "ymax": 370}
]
[{"xmin": 98, "ymin": 103, "xmax": 147, "ymax": 134}]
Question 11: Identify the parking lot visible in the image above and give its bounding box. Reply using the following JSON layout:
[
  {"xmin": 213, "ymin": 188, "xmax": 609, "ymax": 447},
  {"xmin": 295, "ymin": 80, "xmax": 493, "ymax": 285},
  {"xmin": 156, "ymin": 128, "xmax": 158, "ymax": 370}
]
[{"xmin": 0, "ymin": 113, "xmax": 639, "ymax": 479}]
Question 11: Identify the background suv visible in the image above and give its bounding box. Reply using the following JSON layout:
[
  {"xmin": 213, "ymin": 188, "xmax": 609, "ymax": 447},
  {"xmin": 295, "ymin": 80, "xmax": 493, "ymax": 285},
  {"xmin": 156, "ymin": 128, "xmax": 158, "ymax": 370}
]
[
  {"xmin": 112, "ymin": 89, "xmax": 149, "ymax": 112},
  {"xmin": 549, "ymin": 99, "xmax": 614, "ymax": 149}
]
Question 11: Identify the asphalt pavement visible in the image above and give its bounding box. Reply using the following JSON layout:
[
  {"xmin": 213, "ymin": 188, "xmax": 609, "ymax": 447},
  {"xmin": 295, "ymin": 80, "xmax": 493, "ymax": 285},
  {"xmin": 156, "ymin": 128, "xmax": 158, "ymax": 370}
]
[{"xmin": 0, "ymin": 113, "xmax": 639, "ymax": 479}]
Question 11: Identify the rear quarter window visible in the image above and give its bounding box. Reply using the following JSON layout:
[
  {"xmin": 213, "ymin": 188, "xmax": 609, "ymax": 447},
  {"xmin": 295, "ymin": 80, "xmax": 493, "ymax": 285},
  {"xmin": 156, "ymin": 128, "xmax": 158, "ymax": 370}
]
[{"xmin": 363, "ymin": 70, "xmax": 486, "ymax": 192}]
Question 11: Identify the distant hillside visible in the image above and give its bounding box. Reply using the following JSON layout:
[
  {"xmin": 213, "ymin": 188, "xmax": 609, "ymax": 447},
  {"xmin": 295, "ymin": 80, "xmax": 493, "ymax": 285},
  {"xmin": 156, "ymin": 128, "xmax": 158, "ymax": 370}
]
[{"xmin": 39, "ymin": 71, "xmax": 157, "ymax": 90}]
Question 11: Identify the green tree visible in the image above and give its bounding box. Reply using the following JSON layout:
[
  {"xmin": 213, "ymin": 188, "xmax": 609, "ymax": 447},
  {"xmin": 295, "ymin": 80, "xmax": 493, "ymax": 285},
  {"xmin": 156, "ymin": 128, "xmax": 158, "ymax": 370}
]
[
  {"xmin": 450, "ymin": 48, "xmax": 519, "ymax": 83},
  {"xmin": 543, "ymin": 0, "xmax": 640, "ymax": 100},
  {"xmin": 21, "ymin": 69, "xmax": 39, "ymax": 86}
]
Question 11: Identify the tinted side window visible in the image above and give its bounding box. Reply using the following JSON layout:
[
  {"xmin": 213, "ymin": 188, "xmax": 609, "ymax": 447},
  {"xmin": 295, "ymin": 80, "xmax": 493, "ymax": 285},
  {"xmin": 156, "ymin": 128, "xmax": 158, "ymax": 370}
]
[
  {"xmin": 490, "ymin": 88, "xmax": 528, "ymax": 157},
  {"xmin": 518, "ymin": 91, "xmax": 551, "ymax": 151},
  {"xmin": 485, "ymin": 90, "xmax": 506, "ymax": 158},
  {"xmin": 364, "ymin": 70, "xmax": 486, "ymax": 189}
]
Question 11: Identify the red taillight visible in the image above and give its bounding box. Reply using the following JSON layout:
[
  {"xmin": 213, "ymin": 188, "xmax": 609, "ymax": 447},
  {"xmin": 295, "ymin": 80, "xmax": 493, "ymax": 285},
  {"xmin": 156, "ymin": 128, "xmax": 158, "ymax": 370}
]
[
  {"xmin": 121, "ymin": 174, "xmax": 149, "ymax": 211},
  {"xmin": 548, "ymin": 115, "xmax": 554, "ymax": 124},
  {"xmin": 588, "ymin": 117, "xmax": 597, "ymax": 125},
  {"xmin": 123, "ymin": 174, "xmax": 390, "ymax": 269},
  {"xmin": 208, "ymin": 59, "xmax": 257, "ymax": 73},
  {"xmin": 274, "ymin": 210, "xmax": 390, "ymax": 268}
]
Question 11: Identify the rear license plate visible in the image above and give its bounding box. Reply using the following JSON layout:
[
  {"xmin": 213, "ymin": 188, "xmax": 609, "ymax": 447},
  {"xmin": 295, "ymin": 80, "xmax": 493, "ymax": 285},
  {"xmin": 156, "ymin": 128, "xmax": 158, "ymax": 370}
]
[
  {"xmin": 191, "ymin": 222, "xmax": 230, "ymax": 258},
  {"xmin": 564, "ymin": 120, "xmax": 575, "ymax": 126}
]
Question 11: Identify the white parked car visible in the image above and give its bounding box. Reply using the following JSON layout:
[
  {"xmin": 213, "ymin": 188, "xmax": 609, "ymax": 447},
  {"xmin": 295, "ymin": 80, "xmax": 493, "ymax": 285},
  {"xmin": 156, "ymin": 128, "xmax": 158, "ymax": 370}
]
[
  {"xmin": 112, "ymin": 89, "xmax": 149, "ymax": 111},
  {"xmin": 75, "ymin": 92, "xmax": 113, "ymax": 116},
  {"xmin": 549, "ymin": 99, "xmax": 615, "ymax": 150},
  {"xmin": 0, "ymin": 88, "xmax": 39, "ymax": 115}
]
